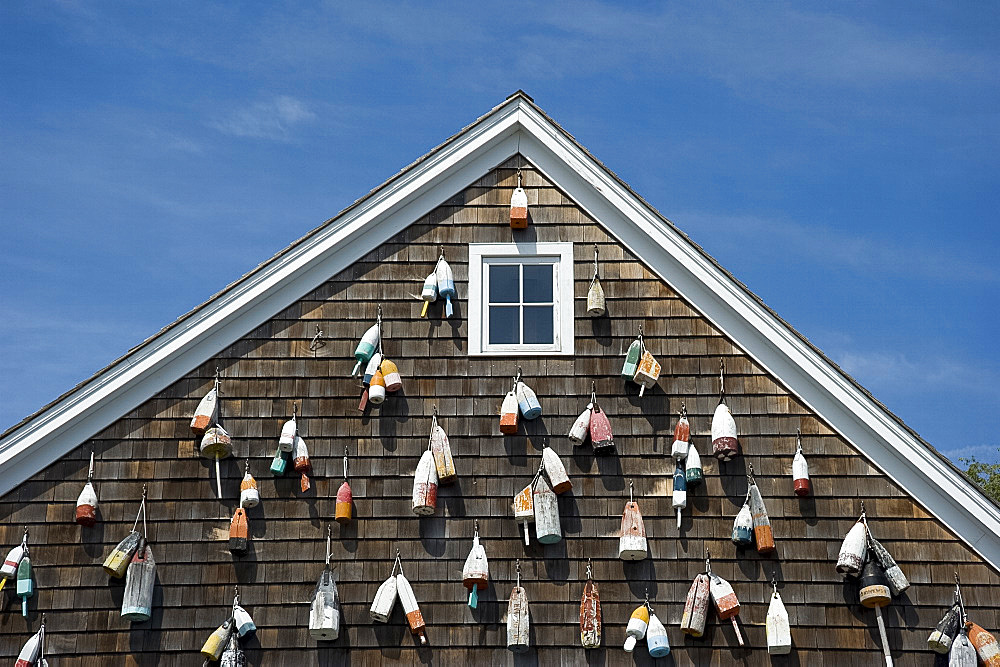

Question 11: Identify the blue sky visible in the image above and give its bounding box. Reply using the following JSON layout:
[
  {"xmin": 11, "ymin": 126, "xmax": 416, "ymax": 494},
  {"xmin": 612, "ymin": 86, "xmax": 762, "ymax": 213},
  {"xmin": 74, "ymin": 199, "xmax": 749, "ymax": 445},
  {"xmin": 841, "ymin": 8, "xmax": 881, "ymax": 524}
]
[{"xmin": 2, "ymin": 2, "xmax": 997, "ymax": 464}]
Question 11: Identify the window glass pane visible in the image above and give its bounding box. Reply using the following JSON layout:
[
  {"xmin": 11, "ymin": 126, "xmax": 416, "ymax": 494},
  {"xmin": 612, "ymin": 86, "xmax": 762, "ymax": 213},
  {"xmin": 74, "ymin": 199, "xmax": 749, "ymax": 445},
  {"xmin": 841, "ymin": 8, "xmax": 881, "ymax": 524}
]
[
  {"xmin": 523, "ymin": 305, "xmax": 554, "ymax": 344},
  {"xmin": 489, "ymin": 306, "xmax": 520, "ymax": 344},
  {"xmin": 522, "ymin": 264, "xmax": 553, "ymax": 303},
  {"xmin": 489, "ymin": 265, "xmax": 520, "ymax": 303}
]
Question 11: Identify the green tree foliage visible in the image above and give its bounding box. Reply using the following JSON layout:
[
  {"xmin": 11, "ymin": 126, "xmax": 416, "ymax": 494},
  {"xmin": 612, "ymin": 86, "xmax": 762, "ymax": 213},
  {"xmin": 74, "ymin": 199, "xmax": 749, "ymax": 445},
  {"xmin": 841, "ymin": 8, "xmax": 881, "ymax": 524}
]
[{"xmin": 961, "ymin": 453, "xmax": 1000, "ymax": 503}]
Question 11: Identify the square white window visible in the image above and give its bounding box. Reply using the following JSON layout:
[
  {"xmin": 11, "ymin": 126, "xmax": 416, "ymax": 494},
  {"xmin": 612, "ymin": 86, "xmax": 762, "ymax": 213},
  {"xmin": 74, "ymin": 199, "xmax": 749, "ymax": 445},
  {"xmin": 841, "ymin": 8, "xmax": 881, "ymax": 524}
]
[{"xmin": 468, "ymin": 242, "xmax": 575, "ymax": 355}]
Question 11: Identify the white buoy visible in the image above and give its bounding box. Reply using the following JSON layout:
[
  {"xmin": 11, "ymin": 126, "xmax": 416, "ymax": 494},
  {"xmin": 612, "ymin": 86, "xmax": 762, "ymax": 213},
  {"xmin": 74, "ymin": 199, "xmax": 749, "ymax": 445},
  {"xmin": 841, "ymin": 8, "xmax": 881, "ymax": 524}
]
[
  {"xmin": 507, "ymin": 560, "xmax": 530, "ymax": 653},
  {"xmin": 766, "ymin": 581, "xmax": 791, "ymax": 655},
  {"xmin": 568, "ymin": 402, "xmax": 592, "ymax": 445},
  {"xmin": 370, "ymin": 555, "xmax": 400, "ymax": 623},
  {"xmin": 76, "ymin": 451, "xmax": 99, "ymax": 526}
]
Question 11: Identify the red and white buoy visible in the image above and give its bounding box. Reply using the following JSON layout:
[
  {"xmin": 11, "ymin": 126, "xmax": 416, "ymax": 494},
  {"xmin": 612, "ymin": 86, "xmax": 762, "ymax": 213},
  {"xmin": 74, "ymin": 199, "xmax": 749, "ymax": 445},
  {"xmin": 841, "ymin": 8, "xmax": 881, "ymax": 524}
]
[
  {"xmin": 15, "ymin": 618, "xmax": 44, "ymax": 667},
  {"xmin": 711, "ymin": 361, "xmax": 739, "ymax": 461},
  {"xmin": 76, "ymin": 451, "xmax": 99, "ymax": 527},
  {"xmin": 792, "ymin": 428, "xmax": 810, "ymax": 496},
  {"xmin": 580, "ymin": 560, "xmax": 602, "ymax": 649},
  {"xmin": 510, "ymin": 169, "xmax": 528, "ymax": 229},
  {"xmin": 411, "ymin": 448, "xmax": 438, "ymax": 516},
  {"xmin": 335, "ymin": 447, "xmax": 352, "ymax": 525},
  {"xmin": 588, "ymin": 383, "xmax": 614, "ymax": 454},
  {"xmin": 500, "ymin": 386, "xmax": 519, "ymax": 435},
  {"xmin": 462, "ymin": 521, "xmax": 489, "ymax": 609},
  {"xmin": 1, "ymin": 528, "xmax": 28, "ymax": 591},
  {"xmin": 618, "ymin": 482, "xmax": 647, "ymax": 561},
  {"xmin": 293, "ymin": 433, "xmax": 312, "ymax": 493},
  {"xmin": 568, "ymin": 401, "xmax": 592, "ymax": 446},
  {"xmin": 396, "ymin": 561, "xmax": 427, "ymax": 644},
  {"xmin": 671, "ymin": 404, "xmax": 690, "ymax": 461},
  {"xmin": 969, "ymin": 622, "xmax": 1000, "ymax": 667},
  {"xmin": 707, "ymin": 553, "xmax": 744, "ymax": 646},
  {"xmin": 837, "ymin": 507, "xmax": 869, "ymax": 576},
  {"xmin": 239, "ymin": 459, "xmax": 259, "ymax": 509},
  {"xmin": 680, "ymin": 572, "xmax": 710, "ymax": 638}
]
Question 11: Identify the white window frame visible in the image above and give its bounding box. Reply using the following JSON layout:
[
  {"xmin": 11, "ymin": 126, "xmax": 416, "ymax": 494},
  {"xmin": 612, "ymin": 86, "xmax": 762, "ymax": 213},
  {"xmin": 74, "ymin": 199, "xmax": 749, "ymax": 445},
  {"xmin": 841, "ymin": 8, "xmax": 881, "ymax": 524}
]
[{"xmin": 468, "ymin": 242, "xmax": 575, "ymax": 356}]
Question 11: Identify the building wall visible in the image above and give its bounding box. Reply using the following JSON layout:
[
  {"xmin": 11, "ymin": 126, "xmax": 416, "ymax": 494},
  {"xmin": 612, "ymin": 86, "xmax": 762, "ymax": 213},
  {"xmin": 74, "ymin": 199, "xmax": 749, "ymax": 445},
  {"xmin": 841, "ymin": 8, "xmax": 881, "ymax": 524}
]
[{"xmin": 1, "ymin": 155, "xmax": 998, "ymax": 666}]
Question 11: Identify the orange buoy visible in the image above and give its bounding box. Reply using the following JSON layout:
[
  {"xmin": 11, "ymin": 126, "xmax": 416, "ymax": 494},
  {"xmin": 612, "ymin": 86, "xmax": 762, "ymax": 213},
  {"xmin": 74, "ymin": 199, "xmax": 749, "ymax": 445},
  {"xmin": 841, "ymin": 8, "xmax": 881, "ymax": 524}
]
[
  {"xmin": 970, "ymin": 622, "xmax": 1000, "ymax": 667},
  {"xmin": 239, "ymin": 459, "xmax": 259, "ymax": 509},
  {"xmin": 510, "ymin": 169, "xmax": 528, "ymax": 229},
  {"xmin": 499, "ymin": 388, "xmax": 519, "ymax": 435},
  {"xmin": 229, "ymin": 508, "xmax": 249, "ymax": 555},
  {"xmin": 708, "ymin": 555, "xmax": 744, "ymax": 647},
  {"xmin": 335, "ymin": 447, "xmax": 352, "ymax": 525},
  {"xmin": 513, "ymin": 482, "xmax": 534, "ymax": 546},
  {"xmin": 411, "ymin": 449, "xmax": 438, "ymax": 516},
  {"xmin": 368, "ymin": 370, "xmax": 387, "ymax": 406},
  {"xmin": 293, "ymin": 434, "xmax": 311, "ymax": 493},
  {"xmin": 632, "ymin": 351, "xmax": 661, "ymax": 397},
  {"xmin": 748, "ymin": 463, "xmax": 775, "ymax": 553},
  {"xmin": 397, "ymin": 566, "xmax": 427, "ymax": 644},
  {"xmin": 380, "ymin": 358, "xmax": 402, "ymax": 392},
  {"xmin": 190, "ymin": 373, "xmax": 219, "ymax": 436},
  {"xmin": 671, "ymin": 405, "xmax": 690, "ymax": 461}
]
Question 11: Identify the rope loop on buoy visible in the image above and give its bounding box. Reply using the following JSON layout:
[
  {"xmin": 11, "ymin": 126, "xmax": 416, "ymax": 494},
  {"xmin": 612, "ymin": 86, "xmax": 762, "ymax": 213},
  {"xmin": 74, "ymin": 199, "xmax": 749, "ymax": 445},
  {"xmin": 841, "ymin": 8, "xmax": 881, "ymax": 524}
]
[
  {"xmin": 590, "ymin": 244, "xmax": 600, "ymax": 287},
  {"xmin": 88, "ymin": 450, "xmax": 96, "ymax": 482},
  {"xmin": 590, "ymin": 381, "xmax": 598, "ymax": 409},
  {"xmin": 796, "ymin": 428, "xmax": 803, "ymax": 454},
  {"xmin": 637, "ymin": 324, "xmax": 645, "ymax": 352},
  {"xmin": 473, "ymin": 519, "xmax": 479, "ymax": 540},
  {"xmin": 747, "ymin": 462, "xmax": 756, "ymax": 486},
  {"xmin": 233, "ymin": 585, "xmax": 240, "ymax": 613},
  {"xmin": 680, "ymin": 402, "xmax": 687, "ymax": 420},
  {"xmin": 629, "ymin": 479, "xmax": 634, "ymax": 504},
  {"xmin": 325, "ymin": 524, "xmax": 332, "ymax": 567},
  {"xmin": 719, "ymin": 359, "xmax": 726, "ymax": 404},
  {"xmin": 586, "ymin": 558, "xmax": 593, "ymax": 580},
  {"xmin": 343, "ymin": 446, "xmax": 349, "ymax": 481},
  {"xmin": 705, "ymin": 549, "xmax": 712, "ymax": 575},
  {"xmin": 376, "ymin": 305, "xmax": 384, "ymax": 355},
  {"xmin": 955, "ymin": 572, "xmax": 967, "ymax": 623}
]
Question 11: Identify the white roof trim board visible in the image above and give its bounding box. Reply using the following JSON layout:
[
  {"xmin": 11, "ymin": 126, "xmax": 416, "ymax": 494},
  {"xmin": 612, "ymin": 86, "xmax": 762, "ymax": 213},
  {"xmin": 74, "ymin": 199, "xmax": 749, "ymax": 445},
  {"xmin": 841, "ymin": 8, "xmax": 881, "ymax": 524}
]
[{"xmin": 2, "ymin": 92, "xmax": 998, "ymax": 570}]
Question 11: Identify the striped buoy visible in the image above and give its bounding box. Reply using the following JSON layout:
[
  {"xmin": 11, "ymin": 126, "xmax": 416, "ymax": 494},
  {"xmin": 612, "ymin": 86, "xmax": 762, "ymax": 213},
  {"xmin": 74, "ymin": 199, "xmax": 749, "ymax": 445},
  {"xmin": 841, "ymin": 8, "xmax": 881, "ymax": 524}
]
[
  {"xmin": 201, "ymin": 617, "xmax": 234, "ymax": 661},
  {"xmin": 336, "ymin": 448, "xmax": 353, "ymax": 526},
  {"xmin": 507, "ymin": 560, "xmax": 529, "ymax": 653},
  {"xmin": 859, "ymin": 557, "xmax": 893, "ymax": 666},
  {"xmin": 370, "ymin": 555, "xmax": 400, "ymax": 623},
  {"xmin": 646, "ymin": 610, "xmax": 670, "ymax": 658},
  {"xmin": 121, "ymin": 539, "xmax": 155, "ymax": 622},
  {"xmin": 190, "ymin": 374, "xmax": 219, "ymax": 436},
  {"xmin": 420, "ymin": 269, "xmax": 438, "ymax": 318},
  {"xmin": 229, "ymin": 508, "xmax": 248, "ymax": 555},
  {"xmin": 685, "ymin": 444, "xmax": 703, "ymax": 486},
  {"xmin": 619, "ymin": 482, "xmax": 647, "ymax": 560},
  {"xmin": 239, "ymin": 460, "xmax": 259, "ymax": 509},
  {"xmin": 580, "ymin": 561, "xmax": 602, "ymax": 649},
  {"xmin": 793, "ymin": 428, "xmax": 810, "ymax": 496},
  {"xmin": 671, "ymin": 405, "xmax": 690, "ymax": 460},
  {"xmin": 16, "ymin": 554, "xmax": 33, "ymax": 618},
  {"xmin": 711, "ymin": 361, "xmax": 739, "ymax": 461},
  {"xmin": 587, "ymin": 245, "xmax": 606, "ymax": 316},
  {"xmin": 623, "ymin": 602, "xmax": 649, "ymax": 652},
  {"xmin": 510, "ymin": 169, "xmax": 528, "ymax": 229},
  {"xmin": 1, "ymin": 529, "xmax": 27, "ymax": 591},
  {"xmin": 380, "ymin": 358, "xmax": 402, "ymax": 393},
  {"xmin": 541, "ymin": 444, "xmax": 571, "ymax": 494},
  {"xmin": 533, "ymin": 472, "xmax": 561, "ymax": 544},
  {"xmin": 970, "ymin": 623, "xmax": 1000, "ymax": 667},
  {"xmin": 731, "ymin": 497, "xmax": 753, "ymax": 548},
  {"xmin": 293, "ymin": 435, "xmax": 312, "ymax": 493},
  {"xmin": 621, "ymin": 332, "xmax": 642, "ymax": 381},
  {"xmin": 397, "ymin": 569, "xmax": 428, "ymax": 645},
  {"xmin": 462, "ymin": 522, "xmax": 489, "ymax": 609},
  {"xmin": 351, "ymin": 317, "xmax": 380, "ymax": 377},
  {"xmin": 748, "ymin": 463, "xmax": 775, "ymax": 553},
  {"xmin": 14, "ymin": 621, "xmax": 43, "ymax": 667},
  {"xmin": 513, "ymin": 482, "xmax": 534, "ymax": 546},
  {"xmin": 436, "ymin": 255, "xmax": 456, "ymax": 318},
  {"xmin": 672, "ymin": 462, "xmax": 687, "ymax": 529},
  {"xmin": 869, "ymin": 535, "xmax": 909, "ymax": 597},
  {"xmin": 708, "ymin": 554, "xmax": 744, "ymax": 646},
  {"xmin": 837, "ymin": 512, "xmax": 869, "ymax": 576},
  {"xmin": 500, "ymin": 388, "xmax": 519, "ymax": 435},
  {"xmin": 632, "ymin": 351, "xmax": 660, "ymax": 397},
  {"xmin": 429, "ymin": 410, "xmax": 456, "ymax": 485},
  {"xmin": 76, "ymin": 451, "xmax": 98, "ymax": 526},
  {"xmin": 588, "ymin": 383, "xmax": 614, "ymax": 454},
  {"xmin": 568, "ymin": 402, "xmax": 592, "ymax": 445},
  {"xmin": 766, "ymin": 581, "xmax": 791, "ymax": 655},
  {"xmin": 680, "ymin": 573, "xmax": 710, "ymax": 637},
  {"xmin": 309, "ymin": 526, "xmax": 340, "ymax": 641},
  {"xmin": 104, "ymin": 488, "xmax": 147, "ymax": 579},
  {"xmin": 411, "ymin": 449, "xmax": 438, "ymax": 516}
]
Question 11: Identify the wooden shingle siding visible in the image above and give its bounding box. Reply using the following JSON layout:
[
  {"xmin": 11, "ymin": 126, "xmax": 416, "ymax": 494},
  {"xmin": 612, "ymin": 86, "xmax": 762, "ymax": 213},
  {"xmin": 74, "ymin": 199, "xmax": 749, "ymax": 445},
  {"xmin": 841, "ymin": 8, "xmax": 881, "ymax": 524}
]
[{"xmin": 0, "ymin": 155, "xmax": 997, "ymax": 665}]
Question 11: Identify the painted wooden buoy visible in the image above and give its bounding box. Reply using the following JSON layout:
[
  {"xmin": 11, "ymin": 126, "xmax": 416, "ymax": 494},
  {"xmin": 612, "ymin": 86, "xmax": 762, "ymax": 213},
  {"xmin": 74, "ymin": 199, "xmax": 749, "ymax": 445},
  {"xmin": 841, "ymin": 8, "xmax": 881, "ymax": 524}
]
[
  {"xmin": 708, "ymin": 555, "xmax": 744, "ymax": 646},
  {"xmin": 411, "ymin": 449, "xmax": 438, "ymax": 516},
  {"xmin": 190, "ymin": 379, "xmax": 218, "ymax": 436},
  {"xmin": 929, "ymin": 600, "xmax": 963, "ymax": 653},
  {"xmin": 711, "ymin": 401, "xmax": 738, "ymax": 461},
  {"xmin": 647, "ymin": 611, "xmax": 670, "ymax": 658},
  {"xmin": 793, "ymin": 428, "xmax": 810, "ymax": 496},
  {"xmin": 309, "ymin": 526, "xmax": 341, "ymax": 641},
  {"xmin": 1, "ymin": 540, "xmax": 26, "ymax": 590},
  {"xmin": 568, "ymin": 402, "xmax": 592, "ymax": 445},
  {"xmin": 681, "ymin": 573, "xmax": 710, "ymax": 637},
  {"xmin": 370, "ymin": 556, "xmax": 400, "ymax": 623},
  {"xmin": 352, "ymin": 321, "xmax": 380, "ymax": 377},
  {"xmin": 686, "ymin": 444, "xmax": 703, "ymax": 486},
  {"xmin": 76, "ymin": 451, "xmax": 98, "ymax": 527},
  {"xmin": 970, "ymin": 623, "xmax": 1000, "ymax": 667},
  {"xmin": 731, "ymin": 499, "xmax": 753, "ymax": 548},
  {"xmin": 105, "ymin": 489, "xmax": 147, "ymax": 579},
  {"xmin": 121, "ymin": 539, "xmax": 155, "ymax": 622},
  {"xmin": 623, "ymin": 603, "xmax": 648, "ymax": 652},
  {"xmin": 619, "ymin": 486, "xmax": 648, "ymax": 560},
  {"xmin": 671, "ymin": 405, "xmax": 690, "ymax": 461},
  {"xmin": 632, "ymin": 351, "xmax": 660, "ymax": 397},
  {"xmin": 380, "ymin": 358, "xmax": 402, "ymax": 393},
  {"xmin": 239, "ymin": 461, "xmax": 259, "ymax": 509},
  {"xmin": 462, "ymin": 523, "xmax": 489, "ymax": 609},
  {"xmin": 533, "ymin": 473, "xmax": 561, "ymax": 544},
  {"xmin": 500, "ymin": 389, "xmax": 519, "ymax": 434},
  {"xmin": 233, "ymin": 600, "xmax": 256, "ymax": 637},
  {"xmin": 513, "ymin": 482, "xmax": 534, "ymax": 546},
  {"xmin": 270, "ymin": 446, "xmax": 288, "ymax": 476},
  {"xmin": 859, "ymin": 557, "xmax": 894, "ymax": 666},
  {"xmin": 587, "ymin": 244, "xmax": 605, "ymax": 316},
  {"xmin": 396, "ymin": 567, "xmax": 428, "ymax": 644},
  {"xmin": 507, "ymin": 561, "xmax": 530, "ymax": 653},
  {"xmin": 15, "ymin": 624, "xmax": 43, "ymax": 667},
  {"xmin": 436, "ymin": 256, "xmax": 456, "ymax": 318},
  {"xmin": 748, "ymin": 465, "xmax": 775, "ymax": 553},
  {"xmin": 541, "ymin": 444, "xmax": 572, "ymax": 494},
  {"xmin": 672, "ymin": 463, "xmax": 687, "ymax": 529},
  {"xmin": 363, "ymin": 352, "xmax": 383, "ymax": 387},
  {"xmin": 516, "ymin": 379, "xmax": 542, "ymax": 420},
  {"xmin": 17, "ymin": 554, "xmax": 33, "ymax": 617},
  {"xmin": 952, "ymin": 625, "xmax": 978, "ymax": 667},
  {"xmin": 766, "ymin": 583, "xmax": 791, "ymax": 655},
  {"xmin": 279, "ymin": 407, "xmax": 297, "ymax": 453},
  {"xmin": 837, "ymin": 518, "xmax": 868, "ymax": 576},
  {"xmin": 336, "ymin": 447, "xmax": 352, "ymax": 525},
  {"xmin": 368, "ymin": 370, "xmax": 387, "ymax": 405},
  {"xmin": 580, "ymin": 562, "xmax": 602, "ymax": 649},
  {"xmin": 430, "ymin": 411, "xmax": 457, "ymax": 485},
  {"xmin": 622, "ymin": 336, "xmax": 642, "ymax": 381},
  {"xmin": 220, "ymin": 633, "xmax": 246, "ymax": 667},
  {"xmin": 201, "ymin": 425, "xmax": 233, "ymax": 499},
  {"xmin": 420, "ymin": 270, "xmax": 438, "ymax": 318},
  {"xmin": 589, "ymin": 387, "xmax": 614, "ymax": 453},
  {"xmin": 510, "ymin": 170, "xmax": 528, "ymax": 229},
  {"xmin": 201, "ymin": 618, "xmax": 234, "ymax": 661},
  {"xmin": 229, "ymin": 508, "xmax": 249, "ymax": 555},
  {"xmin": 869, "ymin": 536, "xmax": 909, "ymax": 597},
  {"xmin": 293, "ymin": 435, "xmax": 312, "ymax": 493}
]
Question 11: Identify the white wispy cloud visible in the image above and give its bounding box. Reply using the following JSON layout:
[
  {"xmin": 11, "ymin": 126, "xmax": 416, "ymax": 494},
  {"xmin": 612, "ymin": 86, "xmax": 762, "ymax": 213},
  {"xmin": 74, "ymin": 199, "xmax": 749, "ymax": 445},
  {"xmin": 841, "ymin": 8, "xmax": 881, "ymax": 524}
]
[{"xmin": 211, "ymin": 96, "xmax": 316, "ymax": 140}]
